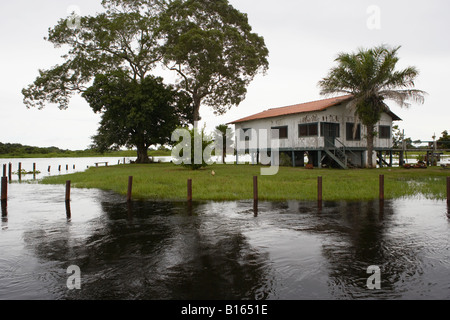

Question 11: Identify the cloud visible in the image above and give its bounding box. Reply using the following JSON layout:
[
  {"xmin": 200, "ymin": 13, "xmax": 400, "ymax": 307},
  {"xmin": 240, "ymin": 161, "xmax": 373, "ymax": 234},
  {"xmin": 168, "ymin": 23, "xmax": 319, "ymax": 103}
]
[{"xmin": 1, "ymin": 0, "xmax": 448, "ymax": 149}]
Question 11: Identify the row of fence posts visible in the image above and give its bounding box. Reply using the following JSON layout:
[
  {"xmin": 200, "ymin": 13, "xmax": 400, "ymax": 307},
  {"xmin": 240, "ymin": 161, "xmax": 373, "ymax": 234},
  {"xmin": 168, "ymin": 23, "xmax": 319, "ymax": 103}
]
[
  {"xmin": 2, "ymin": 174, "xmax": 450, "ymax": 218},
  {"xmin": 2, "ymin": 162, "xmax": 78, "ymax": 182},
  {"xmin": 2, "ymin": 158, "xmax": 129, "ymax": 181},
  {"xmin": 1, "ymin": 159, "xmax": 126, "ymax": 218},
  {"xmin": 122, "ymin": 174, "xmax": 450, "ymax": 215}
]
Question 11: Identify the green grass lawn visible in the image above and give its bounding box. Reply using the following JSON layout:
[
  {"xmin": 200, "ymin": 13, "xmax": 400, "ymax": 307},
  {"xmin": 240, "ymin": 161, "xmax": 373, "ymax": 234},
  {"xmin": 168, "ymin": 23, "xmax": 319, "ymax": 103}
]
[{"xmin": 40, "ymin": 163, "xmax": 450, "ymax": 202}]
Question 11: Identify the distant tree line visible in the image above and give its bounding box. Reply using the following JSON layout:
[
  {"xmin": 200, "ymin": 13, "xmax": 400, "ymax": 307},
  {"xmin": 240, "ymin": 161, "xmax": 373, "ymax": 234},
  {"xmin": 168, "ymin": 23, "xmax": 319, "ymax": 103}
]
[
  {"xmin": 392, "ymin": 126, "xmax": 450, "ymax": 149},
  {"xmin": 0, "ymin": 142, "xmax": 73, "ymax": 155},
  {"xmin": 437, "ymin": 130, "xmax": 450, "ymax": 149}
]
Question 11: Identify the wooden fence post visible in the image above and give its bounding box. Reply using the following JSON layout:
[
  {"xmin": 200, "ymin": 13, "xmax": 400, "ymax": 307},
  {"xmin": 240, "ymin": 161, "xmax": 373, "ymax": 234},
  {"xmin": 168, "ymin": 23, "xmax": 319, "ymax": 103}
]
[
  {"xmin": 318, "ymin": 176, "xmax": 323, "ymax": 209},
  {"xmin": 253, "ymin": 176, "xmax": 258, "ymax": 215},
  {"xmin": 65, "ymin": 180, "xmax": 71, "ymax": 202},
  {"xmin": 379, "ymin": 175, "xmax": 385, "ymax": 202},
  {"xmin": 187, "ymin": 179, "xmax": 192, "ymax": 203},
  {"xmin": 1, "ymin": 177, "xmax": 6, "ymax": 215},
  {"xmin": 65, "ymin": 201, "xmax": 71, "ymax": 219},
  {"xmin": 1, "ymin": 176, "xmax": 6, "ymax": 218},
  {"xmin": 65, "ymin": 181, "xmax": 71, "ymax": 219},
  {"xmin": 447, "ymin": 177, "xmax": 450, "ymax": 206},
  {"xmin": 2, "ymin": 164, "xmax": 6, "ymax": 177},
  {"xmin": 1, "ymin": 200, "xmax": 6, "ymax": 217},
  {"xmin": 8, "ymin": 163, "xmax": 12, "ymax": 181},
  {"xmin": 1, "ymin": 177, "xmax": 7, "ymax": 203},
  {"xmin": 127, "ymin": 176, "xmax": 133, "ymax": 202}
]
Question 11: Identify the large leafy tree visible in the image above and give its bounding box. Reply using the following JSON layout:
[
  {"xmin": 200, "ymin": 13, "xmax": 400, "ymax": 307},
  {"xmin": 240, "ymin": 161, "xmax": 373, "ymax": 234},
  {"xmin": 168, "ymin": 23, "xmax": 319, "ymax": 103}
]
[
  {"xmin": 318, "ymin": 45, "xmax": 426, "ymax": 167},
  {"xmin": 83, "ymin": 72, "xmax": 192, "ymax": 163},
  {"xmin": 23, "ymin": 0, "xmax": 268, "ymax": 126},
  {"xmin": 22, "ymin": 0, "xmax": 164, "ymax": 110},
  {"xmin": 22, "ymin": 0, "xmax": 183, "ymax": 163},
  {"xmin": 158, "ymin": 0, "xmax": 269, "ymax": 123}
]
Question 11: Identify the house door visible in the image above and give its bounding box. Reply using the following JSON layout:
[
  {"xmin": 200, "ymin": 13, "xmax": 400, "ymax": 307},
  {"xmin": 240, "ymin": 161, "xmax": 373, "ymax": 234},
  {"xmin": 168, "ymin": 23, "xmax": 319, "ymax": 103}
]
[{"xmin": 322, "ymin": 123, "xmax": 339, "ymax": 148}]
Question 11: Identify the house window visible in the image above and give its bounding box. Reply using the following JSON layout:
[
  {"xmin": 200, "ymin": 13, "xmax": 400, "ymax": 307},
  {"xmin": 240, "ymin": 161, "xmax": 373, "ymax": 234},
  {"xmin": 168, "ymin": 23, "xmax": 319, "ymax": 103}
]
[
  {"xmin": 241, "ymin": 128, "xmax": 251, "ymax": 141},
  {"xmin": 320, "ymin": 123, "xmax": 340, "ymax": 138},
  {"xmin": 299, "ymin": 123, "xmax": 318, "ymax": 137},
  {"xmin": 271, "ymin": 126, "xmax": 288, "ymax": 139},
  {"xmin": 379, "ymin": 126, "xmax": 391, "ymax": 139},
  {"xmin": 346, "ymin": 123, "xmax": 361, "ymax": 141}
]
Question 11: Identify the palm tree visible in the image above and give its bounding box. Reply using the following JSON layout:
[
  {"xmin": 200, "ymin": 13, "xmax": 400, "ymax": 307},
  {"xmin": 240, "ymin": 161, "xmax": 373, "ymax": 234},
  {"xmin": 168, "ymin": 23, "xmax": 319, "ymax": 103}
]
[
  {"xmin": 215, "ymin": 124, "xmax": 234, "ymax": 163},
  {"xmin": 318, "ymin": 45, "xmax": 426, "ymax": 167}
]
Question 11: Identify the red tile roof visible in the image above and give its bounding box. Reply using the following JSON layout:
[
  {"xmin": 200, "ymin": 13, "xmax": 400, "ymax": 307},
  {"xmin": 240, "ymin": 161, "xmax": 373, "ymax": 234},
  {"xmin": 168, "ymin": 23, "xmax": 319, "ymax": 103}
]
[
  {"xmin": 230, "ymin": 95, "xmax": 353, "ymax": 124},
  {"xmin": 230, "ymin": 95, "xmax": 401, "ymax": 124}
]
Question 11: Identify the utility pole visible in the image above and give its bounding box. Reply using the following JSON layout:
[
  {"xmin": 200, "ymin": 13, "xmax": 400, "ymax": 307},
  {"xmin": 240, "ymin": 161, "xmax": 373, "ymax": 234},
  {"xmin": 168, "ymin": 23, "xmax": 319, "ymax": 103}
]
[{"xmin": 399, "ymin": 129, "xmax": 405, "ymax": 166}]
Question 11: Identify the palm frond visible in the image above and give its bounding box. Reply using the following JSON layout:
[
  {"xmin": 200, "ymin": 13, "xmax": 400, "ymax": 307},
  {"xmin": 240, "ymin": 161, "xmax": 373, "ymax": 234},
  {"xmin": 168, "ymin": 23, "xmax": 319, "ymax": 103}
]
[
  {"xmin": 379, "ymin": 89, "xmax": 427, "ymax": 108},
  {"xmin": 318, "ymin": 44, "xmax": 426, "ymax": 113},
  {"xmin": 382, "ymin": 67, "xmax": 420, "ymax": 90}
]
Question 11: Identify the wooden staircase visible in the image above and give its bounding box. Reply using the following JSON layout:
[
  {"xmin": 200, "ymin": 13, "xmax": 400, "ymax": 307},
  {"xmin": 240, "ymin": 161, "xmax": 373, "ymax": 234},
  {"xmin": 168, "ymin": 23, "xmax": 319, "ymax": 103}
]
[{"xmin": 324, "ymin": 138, "xmax": 357, "ymax": 169}]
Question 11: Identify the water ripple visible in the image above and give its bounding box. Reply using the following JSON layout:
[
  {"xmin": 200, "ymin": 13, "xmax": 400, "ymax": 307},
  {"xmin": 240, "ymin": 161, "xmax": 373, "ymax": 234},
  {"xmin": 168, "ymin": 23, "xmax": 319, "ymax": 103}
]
[{"xmin": 0, "ymin": 183, "xmax": 449, "ymax": 300}]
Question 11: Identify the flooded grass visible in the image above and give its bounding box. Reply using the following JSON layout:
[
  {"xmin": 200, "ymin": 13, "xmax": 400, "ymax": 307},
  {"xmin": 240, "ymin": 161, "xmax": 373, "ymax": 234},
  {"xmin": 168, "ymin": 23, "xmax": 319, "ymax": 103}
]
[{"xmin": 40, "ymin": 163, "xmax": 450, "ymax": 201}]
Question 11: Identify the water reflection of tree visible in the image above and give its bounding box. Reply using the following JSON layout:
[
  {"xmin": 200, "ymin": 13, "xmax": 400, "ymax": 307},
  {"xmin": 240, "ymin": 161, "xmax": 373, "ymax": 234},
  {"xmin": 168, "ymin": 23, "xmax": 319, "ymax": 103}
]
[
  {"xmin": 315, "ymin": 201, "xmax": 425, "ymax": 299},
  {"xmin": 264, "ymin": 200, "xmax": 427, "ymax": 299},
  {"xmin": 22, "ymin": 199, "xmax": 273, "ymax": 300}
]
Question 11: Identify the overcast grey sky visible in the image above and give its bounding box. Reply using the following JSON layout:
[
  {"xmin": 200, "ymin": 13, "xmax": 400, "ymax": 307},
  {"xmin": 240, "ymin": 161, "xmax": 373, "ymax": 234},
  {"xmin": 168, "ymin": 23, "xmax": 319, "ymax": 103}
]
[{"xmin": 1, "ymin": 0, "xmax": 449, "ymax": 150}]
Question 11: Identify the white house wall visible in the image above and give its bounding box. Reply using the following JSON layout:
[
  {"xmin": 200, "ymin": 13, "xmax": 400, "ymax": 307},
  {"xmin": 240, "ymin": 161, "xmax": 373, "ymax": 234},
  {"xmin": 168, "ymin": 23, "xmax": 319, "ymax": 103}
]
[{"xmin": 234, "ymin": 102, "xmax": 394, "ymax": 151}]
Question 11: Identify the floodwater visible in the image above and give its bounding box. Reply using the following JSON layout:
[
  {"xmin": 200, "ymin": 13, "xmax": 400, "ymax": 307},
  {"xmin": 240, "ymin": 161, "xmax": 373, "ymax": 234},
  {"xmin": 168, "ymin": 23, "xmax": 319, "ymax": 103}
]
[
  {"xmin": 1, "ymin": 181, "xmax": 449, "ymax": 300},
  {"xmin": 0, "ymin": 157, "xmax": 171, "ymax": 182}
]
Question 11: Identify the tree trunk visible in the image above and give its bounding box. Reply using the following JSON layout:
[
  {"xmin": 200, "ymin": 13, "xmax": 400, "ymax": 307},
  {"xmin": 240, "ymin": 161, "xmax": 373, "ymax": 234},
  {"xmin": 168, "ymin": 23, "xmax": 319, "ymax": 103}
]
[
  {"xmin": 193, "ymin": 95, "xmax": 201, "ymax": 125},
  {"xmin": 136, "ymin": 145, "xmax": 150, "ymax": 164},
  {"xmin": 366, "ymin": 124, "xmax": 375, "ymax": 168}
]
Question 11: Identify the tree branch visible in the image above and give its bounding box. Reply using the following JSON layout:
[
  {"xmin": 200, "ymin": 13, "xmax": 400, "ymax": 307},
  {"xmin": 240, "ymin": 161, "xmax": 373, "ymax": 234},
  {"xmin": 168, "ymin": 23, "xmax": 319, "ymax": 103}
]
[{"xmin": 166, "ymin": 63, "xmax": 194, "ymax": 95}]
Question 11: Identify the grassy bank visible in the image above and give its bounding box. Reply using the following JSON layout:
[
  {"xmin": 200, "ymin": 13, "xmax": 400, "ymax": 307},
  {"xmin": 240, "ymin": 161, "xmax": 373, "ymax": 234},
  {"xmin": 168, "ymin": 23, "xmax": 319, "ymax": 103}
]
[{"xmin": 40, "ymin": 163, "xmax": 450, "ymax": 202}]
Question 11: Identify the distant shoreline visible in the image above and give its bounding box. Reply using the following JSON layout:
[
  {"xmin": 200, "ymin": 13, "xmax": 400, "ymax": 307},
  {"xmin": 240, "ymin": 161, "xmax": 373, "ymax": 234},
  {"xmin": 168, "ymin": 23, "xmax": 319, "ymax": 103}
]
[{"xmin": 0, "ymin": 150, "xmax": 171, "ymax": 159}]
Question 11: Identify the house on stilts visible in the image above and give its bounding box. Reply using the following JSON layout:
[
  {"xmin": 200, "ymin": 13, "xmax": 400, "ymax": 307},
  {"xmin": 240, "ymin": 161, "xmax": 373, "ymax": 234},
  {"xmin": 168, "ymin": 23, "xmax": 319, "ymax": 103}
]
[{"xmin": 230, "ymin": 95, "xmax": 401, "ymax": 169}]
